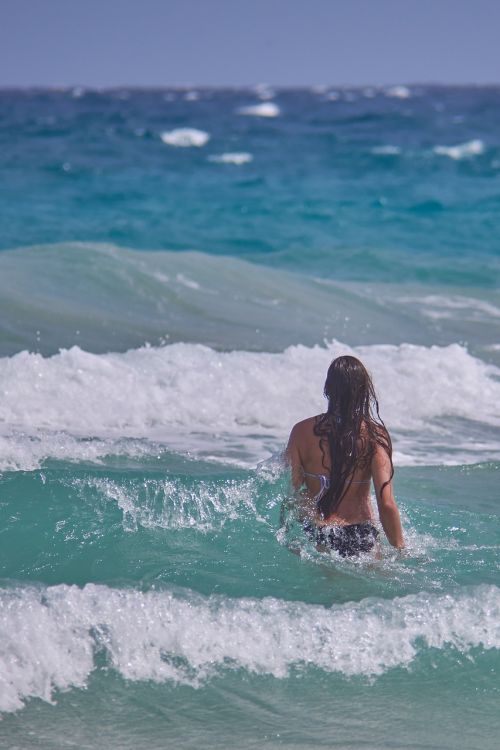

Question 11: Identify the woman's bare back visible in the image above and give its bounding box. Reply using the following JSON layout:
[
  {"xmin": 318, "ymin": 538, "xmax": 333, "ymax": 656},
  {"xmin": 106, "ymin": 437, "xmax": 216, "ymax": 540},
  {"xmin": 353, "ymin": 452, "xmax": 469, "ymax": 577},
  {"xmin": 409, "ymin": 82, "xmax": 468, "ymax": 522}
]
[{"xmin": 287, "ymin": 415, "xmax": 374, "ymax": 526}]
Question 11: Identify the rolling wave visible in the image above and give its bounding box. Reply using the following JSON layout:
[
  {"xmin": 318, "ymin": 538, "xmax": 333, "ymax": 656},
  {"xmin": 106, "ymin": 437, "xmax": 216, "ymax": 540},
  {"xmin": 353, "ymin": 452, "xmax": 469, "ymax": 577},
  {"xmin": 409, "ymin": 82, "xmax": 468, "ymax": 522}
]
[
  {"xmin": 1, "ymin": 243, "xmax": 500, "ymax": 357},
  {"xmin": 1, "ymin": 583, "xmax": 498, "ymax": 712}
]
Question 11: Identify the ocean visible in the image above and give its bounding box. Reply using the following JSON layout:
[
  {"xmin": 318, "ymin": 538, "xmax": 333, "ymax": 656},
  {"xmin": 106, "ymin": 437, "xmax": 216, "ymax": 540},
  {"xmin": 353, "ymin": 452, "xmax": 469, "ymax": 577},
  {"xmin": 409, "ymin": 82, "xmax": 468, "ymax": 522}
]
[{"xmin": 0, "ymin": 84, "xmax": 499, "ymax": 749}]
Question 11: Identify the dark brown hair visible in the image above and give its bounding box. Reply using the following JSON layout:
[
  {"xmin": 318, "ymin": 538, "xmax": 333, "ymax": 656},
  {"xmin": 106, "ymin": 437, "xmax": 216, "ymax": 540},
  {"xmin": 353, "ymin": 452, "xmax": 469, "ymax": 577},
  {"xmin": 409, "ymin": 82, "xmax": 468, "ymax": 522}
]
[{"xmin": 313, "ymin": 355, "xmax": 393, "ymax": 519}]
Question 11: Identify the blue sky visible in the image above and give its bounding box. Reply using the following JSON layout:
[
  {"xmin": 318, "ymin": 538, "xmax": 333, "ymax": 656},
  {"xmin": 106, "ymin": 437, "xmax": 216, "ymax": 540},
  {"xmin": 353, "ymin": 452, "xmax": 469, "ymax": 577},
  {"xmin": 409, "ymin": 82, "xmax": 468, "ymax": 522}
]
[{"xmin": 1, "ymin": 0, "xmax": 499, "ymax": 87}]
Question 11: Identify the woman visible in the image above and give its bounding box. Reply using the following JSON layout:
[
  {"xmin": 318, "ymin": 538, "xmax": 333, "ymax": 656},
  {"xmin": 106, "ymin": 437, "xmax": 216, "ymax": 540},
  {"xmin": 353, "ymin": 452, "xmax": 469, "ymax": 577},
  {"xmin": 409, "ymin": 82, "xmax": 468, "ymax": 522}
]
[{"xmin": 286, "ymin": 355, "xmax": 404, "ymax": 556}]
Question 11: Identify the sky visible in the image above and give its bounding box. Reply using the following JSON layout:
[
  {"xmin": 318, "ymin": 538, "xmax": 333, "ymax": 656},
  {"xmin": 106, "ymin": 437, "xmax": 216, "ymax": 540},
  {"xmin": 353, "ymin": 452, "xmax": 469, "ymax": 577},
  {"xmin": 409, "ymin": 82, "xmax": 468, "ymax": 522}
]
[{"xmin": 1, "ymin": 0, "xmax": 499, "ymax": 87}]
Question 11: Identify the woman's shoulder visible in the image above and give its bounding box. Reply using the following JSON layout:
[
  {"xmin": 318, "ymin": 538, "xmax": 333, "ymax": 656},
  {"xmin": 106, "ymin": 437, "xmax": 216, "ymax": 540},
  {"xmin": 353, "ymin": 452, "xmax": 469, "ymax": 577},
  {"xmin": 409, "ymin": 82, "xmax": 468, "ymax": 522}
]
[
  {"xmin": 289, "ymin": 415, "xmax": 325, "ymax": 446},
  {"xmin": 291, "ymin": 414, "xmax": 324, "ymax": 433}
]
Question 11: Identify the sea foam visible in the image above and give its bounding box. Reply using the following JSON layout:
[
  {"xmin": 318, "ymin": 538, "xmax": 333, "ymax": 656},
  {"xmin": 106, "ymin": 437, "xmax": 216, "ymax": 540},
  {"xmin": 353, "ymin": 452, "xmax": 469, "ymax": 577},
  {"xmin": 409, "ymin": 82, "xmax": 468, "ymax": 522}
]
[
  {"xmin": 371, "ymin": 145, "xmax": 402, "ymax": 156},
  {"xmin": 237, "ymin": 102, "xmax": 280, "ymax": 117},
  {"xmin": 396, "ymin": 293, "xmax": 500, "ymax": 319},
  {"xmin": 160, "ymin": 128, "xmax": 210, "ymax": 147},
  {"xmin": 433, "ymin": 139, "xmax": 485, "ymax": 160},
  {"xmin": 208, "ymin": 152, "xmax": 253, "ymax": 165},
  {"xmin": 385, "ymin": 85, "xmax": 411, "ymax": 99},
  {"xmin": 1, "ymin": 340, "xmax": 500, "ymax": 470},
  {"xmin": 0, "ymin": 583, "xmax": 498, "ymax": 712},
  {"xmin": 253, "ymin": 83, "xmax": 275, "ymax": 100}
]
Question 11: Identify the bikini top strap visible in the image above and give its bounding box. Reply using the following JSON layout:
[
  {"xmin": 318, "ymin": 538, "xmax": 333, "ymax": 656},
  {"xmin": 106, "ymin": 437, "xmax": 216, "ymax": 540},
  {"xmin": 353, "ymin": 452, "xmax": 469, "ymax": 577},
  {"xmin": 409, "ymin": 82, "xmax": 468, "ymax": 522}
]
[
  {"xmin": 302, "ymin": 468, "xmax": 371, "ymax": 485},
  {"xmin": 301, "ymin": 469, "xmax": 330, "ymax": 501}
]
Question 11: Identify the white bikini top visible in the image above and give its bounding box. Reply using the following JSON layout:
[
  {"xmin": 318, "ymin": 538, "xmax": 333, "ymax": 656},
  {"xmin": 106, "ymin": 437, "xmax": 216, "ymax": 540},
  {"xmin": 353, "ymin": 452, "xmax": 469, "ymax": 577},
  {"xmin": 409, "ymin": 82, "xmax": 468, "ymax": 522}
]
[{"xmin": 302, "ymin": 469, "xmax": 371, "ymax": 503}]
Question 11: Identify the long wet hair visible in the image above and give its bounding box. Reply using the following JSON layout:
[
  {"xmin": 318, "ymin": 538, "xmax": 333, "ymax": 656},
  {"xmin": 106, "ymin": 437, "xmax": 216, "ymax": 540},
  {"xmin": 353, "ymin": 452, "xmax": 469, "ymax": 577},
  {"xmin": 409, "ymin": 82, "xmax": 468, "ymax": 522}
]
[{"xmin": 313, "ymin": 355, "xmax": 393, "ymax": 519}]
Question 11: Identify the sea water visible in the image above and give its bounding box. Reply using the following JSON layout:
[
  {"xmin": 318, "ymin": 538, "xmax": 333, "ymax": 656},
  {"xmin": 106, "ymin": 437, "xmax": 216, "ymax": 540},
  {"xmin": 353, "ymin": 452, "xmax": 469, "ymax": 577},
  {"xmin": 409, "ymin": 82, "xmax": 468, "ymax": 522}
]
[{"xmin": 0, "ymin": 85, "xmax": 499, "ymax": 749}]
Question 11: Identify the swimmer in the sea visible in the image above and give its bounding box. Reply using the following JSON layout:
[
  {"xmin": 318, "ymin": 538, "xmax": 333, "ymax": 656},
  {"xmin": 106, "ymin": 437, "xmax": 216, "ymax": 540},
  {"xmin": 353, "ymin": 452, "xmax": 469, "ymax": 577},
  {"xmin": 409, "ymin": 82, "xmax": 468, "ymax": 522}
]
[{"xmin": 285, "ymin": 355, "xmax": 404, "ymax": 556}]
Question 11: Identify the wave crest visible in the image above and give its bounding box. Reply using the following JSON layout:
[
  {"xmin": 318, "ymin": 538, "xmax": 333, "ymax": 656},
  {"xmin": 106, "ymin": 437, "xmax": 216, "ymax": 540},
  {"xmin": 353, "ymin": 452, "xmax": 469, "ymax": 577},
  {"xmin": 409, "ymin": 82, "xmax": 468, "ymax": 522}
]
[
  {"xmin": 160, "ymin": 128, "xmax": 210, "ymax": 147},
  {"xmin": 434, "ymin": 139, "xmax": 485, "ymax": 160},
  {"xmin": 1, "ymin": 583, "xmax": 498, "ymax": 712},
  {"xmin": 1, "ymin": 340, "xmax": 500, "ymax": 469},
  {"xmin": 237, "ymin": 102, "xmax": 280, "ymax": 117}
]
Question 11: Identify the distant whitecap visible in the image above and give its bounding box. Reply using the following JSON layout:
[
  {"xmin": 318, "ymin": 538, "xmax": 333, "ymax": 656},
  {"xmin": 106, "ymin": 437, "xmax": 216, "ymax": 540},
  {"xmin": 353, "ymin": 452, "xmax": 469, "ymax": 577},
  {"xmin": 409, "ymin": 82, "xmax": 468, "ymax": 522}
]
[
  {"xmin": 433, "ymin": 139, "xmax": 485, "ymax": 160},
  {"xmin": 253, "ymin": 83, "xmax": 275, "ymax": 100},
  {"xmin": 237, "ymin": 102, "xmax": 280, "ymax": 118},
  {"xmin": 208, "ymin": 152, "xmax": 253, "ymax": 165},
  {"xmin": 372, "ymin": 145, "xmax": 402, "ymax": 156},
  {"xmin": 184, "ymin": 91, "xmax": 199, "ymax": 101},
  {"xmin": 160, "ymin": 128, "xmax": 210, "ymax": 147},
  {"xmin": 385, "ymin": 85, "xmax": 411, "ymax": 99},
  {"xmin": 326, "ymin": 91, "xmax": 340, "ymax": 101}
]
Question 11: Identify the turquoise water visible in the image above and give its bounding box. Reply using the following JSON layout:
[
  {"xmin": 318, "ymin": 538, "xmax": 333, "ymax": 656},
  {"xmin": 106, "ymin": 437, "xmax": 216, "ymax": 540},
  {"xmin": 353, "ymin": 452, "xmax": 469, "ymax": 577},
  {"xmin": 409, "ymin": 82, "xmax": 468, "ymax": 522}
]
[{"xmin": 0, "ymin": 86, "xmax": 499, "ymax": 749}]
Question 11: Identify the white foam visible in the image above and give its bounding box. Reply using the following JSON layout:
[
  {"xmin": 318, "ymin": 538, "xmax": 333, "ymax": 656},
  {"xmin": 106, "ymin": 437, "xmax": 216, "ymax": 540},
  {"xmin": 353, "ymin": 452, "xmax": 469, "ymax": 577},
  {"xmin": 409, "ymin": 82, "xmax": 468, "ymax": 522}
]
[
  {"xmin": 385, "ymin": 85, "xmax": 411, "ymax": 99},
  {"xmin": 175, "ymin": 272, "xmax": 200, "ymax": 290},
  {"xmin": 371, "ymin": 145, "xmax": 402, "ymax": 156},
  {"xmin": 0, "ymin": 583, "xmax": 498, "ymax": 712},
  {"xmin": 1, "ymin": 341, "xmax": 500, "ymax": 470},
  {"xmin": 0, "ymin": 432, "xmax": 167, "ymax": 472},
  {"xmin": 396, "ymin": 294, "xmax": 500, "ymax": 319},
  {"xmin": 208, "ymin": 152, "xmax": 253, "ymax": 165},
  {"xmin": 253, "ymin": 83, "xmax": 275, "ymax": 100},
  {"xmin": 433, "ymin": 139, "xmax": 485, "ymax": 160},
  {"xmin": 237, "ymin": 102, "xmax": 280, "ymax": 118},
  {"xmin": 160, "ymin": 128, "xmax": 210, "ymax": 147}
]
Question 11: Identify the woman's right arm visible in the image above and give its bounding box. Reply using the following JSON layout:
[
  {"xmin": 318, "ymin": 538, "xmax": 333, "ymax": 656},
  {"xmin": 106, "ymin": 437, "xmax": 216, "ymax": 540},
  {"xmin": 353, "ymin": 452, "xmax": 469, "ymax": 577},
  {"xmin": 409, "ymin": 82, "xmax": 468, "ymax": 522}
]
[
  {"xmin": 371, "ymin": 442, "xmax": 405, "ymax": 549},
  {"xmin": 285, "ymin": 423, "xmax": 304, "ymax": 492}
]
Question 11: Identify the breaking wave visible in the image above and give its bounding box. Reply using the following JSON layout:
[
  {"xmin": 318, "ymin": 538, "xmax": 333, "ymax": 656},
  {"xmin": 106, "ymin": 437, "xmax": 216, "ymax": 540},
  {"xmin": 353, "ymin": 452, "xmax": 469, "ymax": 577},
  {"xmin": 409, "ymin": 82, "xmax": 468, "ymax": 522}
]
[{"xmin": 1, "ymin": 583, "xmax": 498, "ymax": 712}]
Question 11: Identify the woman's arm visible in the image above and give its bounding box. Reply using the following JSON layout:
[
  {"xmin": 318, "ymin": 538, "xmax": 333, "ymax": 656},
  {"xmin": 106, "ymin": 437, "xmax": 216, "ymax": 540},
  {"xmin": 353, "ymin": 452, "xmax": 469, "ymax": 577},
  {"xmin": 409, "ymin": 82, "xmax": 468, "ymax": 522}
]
[
  {"xmin": 371, "ymin": 442, "xmax": 404, "ymax": 549},
  {"xmin": 280, "ymin": 425, "xmax": 304, "ymax": 532},
  {"xmin": 284, "ymin": 424, "xmax": 304, "ymax": 491}
]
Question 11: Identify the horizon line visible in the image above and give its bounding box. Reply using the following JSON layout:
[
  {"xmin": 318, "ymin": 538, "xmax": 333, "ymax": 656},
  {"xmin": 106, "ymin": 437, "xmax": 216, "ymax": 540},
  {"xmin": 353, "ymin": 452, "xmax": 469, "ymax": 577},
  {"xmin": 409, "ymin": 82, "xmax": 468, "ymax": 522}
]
[{"xmin": 1, "ymin": 81, "xmax": 499, "ymax": 92}]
